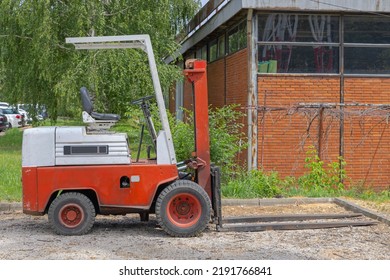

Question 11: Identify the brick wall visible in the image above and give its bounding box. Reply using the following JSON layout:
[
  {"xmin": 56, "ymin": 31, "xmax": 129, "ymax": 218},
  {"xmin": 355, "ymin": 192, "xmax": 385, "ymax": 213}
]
[
  {"xmin": 181, "ymin": 49, "xmax": 248, "ymax": 109},
  {"xmin": 207, "ymin": 58, "xmax": 225, "ymax": 108},
  {"xmin": 257, "ymin": 75, "xmax": 390, "ymax": 189},
  {"xmin": 344, "ymin": 78, "xmax": 390, "ymax": 189},
  {"xmin": 225, "ymin": 49, "xmax": 248, "ymax": 107},
  {"xmin": 225, "ymin": 49, "xmax": 249, "ymax": 164},
  {"xmin": 257, "ymin": 76, "xmax": 341, "ymax": 177},
  {"xmin": 168, "ymin": 87, "xmax": 176, "ymax": 113}
]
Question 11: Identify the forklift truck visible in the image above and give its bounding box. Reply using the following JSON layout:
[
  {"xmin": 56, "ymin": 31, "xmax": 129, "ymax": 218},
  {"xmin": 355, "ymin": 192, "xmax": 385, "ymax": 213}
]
[{"xmin": 22, "ymin": 35, "xmax": 221, "ymax": 237}]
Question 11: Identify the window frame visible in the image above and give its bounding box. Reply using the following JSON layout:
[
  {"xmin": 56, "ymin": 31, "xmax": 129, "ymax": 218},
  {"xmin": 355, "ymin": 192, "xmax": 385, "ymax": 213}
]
[
  {"xmin": 227, "ymin": 19, "xmax": 247, "ymax": 55},
  {"xmin": 256, "ymin": 12, "xmax": 390, "ymax": 77},
  {"xmin": 257, "ymin": 12, "xmax": 340, "ymax": 75}
]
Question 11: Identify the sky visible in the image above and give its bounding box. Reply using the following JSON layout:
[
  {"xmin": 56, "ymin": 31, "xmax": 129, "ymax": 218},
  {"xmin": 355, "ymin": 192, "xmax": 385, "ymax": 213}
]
[{"xmin": 201, "ymin": 0, "xmax": 208, "ymax": 7}]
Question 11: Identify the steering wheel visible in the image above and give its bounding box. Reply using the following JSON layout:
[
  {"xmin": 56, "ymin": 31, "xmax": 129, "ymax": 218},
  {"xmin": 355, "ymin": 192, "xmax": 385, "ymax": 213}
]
[{"xmin": 131, "ymin": 95, "xmax": 154, "ymax": 105}]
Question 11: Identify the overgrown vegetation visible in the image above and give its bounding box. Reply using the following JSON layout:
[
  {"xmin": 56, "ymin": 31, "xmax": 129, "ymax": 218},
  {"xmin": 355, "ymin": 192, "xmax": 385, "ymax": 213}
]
[
  {"xmin": 223, "ymin": 146, "xmax": 389, "ymax": 202},
  {"xmin": 223, "ymin": 169, "xmax": 282, "ymax": 198}
]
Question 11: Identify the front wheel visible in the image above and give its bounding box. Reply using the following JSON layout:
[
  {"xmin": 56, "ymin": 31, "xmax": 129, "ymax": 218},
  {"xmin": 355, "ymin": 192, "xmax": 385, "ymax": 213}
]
[
  {"xmin": 48, "ymin": 192, "xmax": 96, "ymax": 235},
  {"xmin": 156, "ymin": 180, "xmax": 211, "ymax": 237}
]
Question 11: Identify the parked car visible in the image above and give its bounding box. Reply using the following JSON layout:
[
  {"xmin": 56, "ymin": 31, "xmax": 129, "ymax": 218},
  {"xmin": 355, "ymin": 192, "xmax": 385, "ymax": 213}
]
[
  {"xmin": 0, "ymin": 102, "xmax": 9, "ymax": 109},
  {"xmin": 17, "ymin": 103, "xmax": 48, "ymax": 122},
  {"xmin": 0, "ymin": 113, "xmax": 8, "ymax": 132},
  {"xmin": 15, "ymin": 104, "xmax": 30, "ymax": 125},
  {"xmin": 0, "ymin": 108, "xmax": 23, "ymax": 128}
]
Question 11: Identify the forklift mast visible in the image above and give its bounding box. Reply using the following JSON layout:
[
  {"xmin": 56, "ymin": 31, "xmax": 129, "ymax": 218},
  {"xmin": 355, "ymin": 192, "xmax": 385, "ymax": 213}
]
[{"xmin": 183, "ymin": 59, "xmax": 212, "ymax": 199}]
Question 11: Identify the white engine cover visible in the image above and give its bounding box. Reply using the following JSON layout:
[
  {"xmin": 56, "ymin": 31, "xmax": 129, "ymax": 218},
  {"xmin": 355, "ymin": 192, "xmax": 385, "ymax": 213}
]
[{"xmin": 22, "ymin": 126, "xmax": 130, "ymax": 167}]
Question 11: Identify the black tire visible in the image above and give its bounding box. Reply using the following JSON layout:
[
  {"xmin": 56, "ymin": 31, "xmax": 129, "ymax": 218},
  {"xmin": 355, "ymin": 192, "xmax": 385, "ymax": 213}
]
[
  {"xmin": 48, "ymin": 192, "xmax": 96, "ymax": 235},
  {"xmin": 155, "ymin": 180, "xmax": 211, "ymax": 237}
]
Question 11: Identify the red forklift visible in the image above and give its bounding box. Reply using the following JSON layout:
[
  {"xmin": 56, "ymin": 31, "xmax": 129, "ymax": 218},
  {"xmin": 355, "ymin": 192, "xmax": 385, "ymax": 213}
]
[{"xmin": 22, "ymin": 35, "xmax": 222, "ymax": 237}]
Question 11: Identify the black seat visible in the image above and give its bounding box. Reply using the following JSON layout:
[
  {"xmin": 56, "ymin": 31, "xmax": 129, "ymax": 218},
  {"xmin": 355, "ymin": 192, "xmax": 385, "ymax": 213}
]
[{"xmin": 80, "ymin": 87, "xmax": 120, "ymax": 121}]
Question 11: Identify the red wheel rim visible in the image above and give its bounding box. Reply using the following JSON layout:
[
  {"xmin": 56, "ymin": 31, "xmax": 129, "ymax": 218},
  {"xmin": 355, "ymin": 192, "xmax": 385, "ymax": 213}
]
[
  {"xmin": 58, "ymin": 203, "xmax": 84, "ymax": 228},
  {"xmin": 166, "ymin": 193, "xmax": 202, "ymax": 228}
]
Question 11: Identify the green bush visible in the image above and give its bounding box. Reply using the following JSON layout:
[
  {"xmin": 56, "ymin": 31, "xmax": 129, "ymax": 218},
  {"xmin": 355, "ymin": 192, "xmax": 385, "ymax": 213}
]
[
  {"xmin": 297, "ymin": 147, "xmax": 346, "ymax": 196},
  {"xmin": 168, "ymin": 104, "xmax": 247, "ymax": 179},
  {"xmin": 223, "ymin": 169, "xmax": 282, "ymax": 198}
]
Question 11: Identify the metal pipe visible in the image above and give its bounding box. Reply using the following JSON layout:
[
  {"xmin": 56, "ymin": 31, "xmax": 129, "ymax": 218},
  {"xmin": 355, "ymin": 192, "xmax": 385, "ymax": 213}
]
[{"xmin": 247, "ymin": 8, "xmax": 258, "ymax": 170}]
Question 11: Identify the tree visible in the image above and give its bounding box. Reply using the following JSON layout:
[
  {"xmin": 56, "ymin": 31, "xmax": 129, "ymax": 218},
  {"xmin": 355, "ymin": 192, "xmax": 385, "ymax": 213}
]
[{"xmin": 0, "ymin": 0, "xmax": 200, "ymax": 119}]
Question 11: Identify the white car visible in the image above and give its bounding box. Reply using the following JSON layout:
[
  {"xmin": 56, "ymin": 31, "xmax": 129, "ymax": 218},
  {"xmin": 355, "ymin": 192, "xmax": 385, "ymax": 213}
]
[
  {"xmin": 0, "ymin": 102, "xmax": 9, "ymax": 109},
  {"xmin": 16, "ymin": 104, "xmax": 31, "ymax": 125},
  {"xmin": 0, "ymin": 107, "xmax": 23, "ymax": 128}
]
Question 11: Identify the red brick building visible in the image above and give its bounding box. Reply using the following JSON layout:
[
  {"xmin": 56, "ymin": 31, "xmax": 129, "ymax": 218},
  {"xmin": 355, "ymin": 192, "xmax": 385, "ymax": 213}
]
[{"xmin": 167, "ymin": 0, "xmax": 390, "ymax": 189}]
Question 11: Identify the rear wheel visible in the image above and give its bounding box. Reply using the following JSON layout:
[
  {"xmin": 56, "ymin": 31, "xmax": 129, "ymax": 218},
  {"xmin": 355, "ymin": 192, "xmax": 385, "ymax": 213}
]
[
  {"xmin": 156, "ymin": 180, "xmax": 211, "ymax": 237},
  {"xmin": 48, "ymin": 192, "xmax": 95, "ymax": 235}
]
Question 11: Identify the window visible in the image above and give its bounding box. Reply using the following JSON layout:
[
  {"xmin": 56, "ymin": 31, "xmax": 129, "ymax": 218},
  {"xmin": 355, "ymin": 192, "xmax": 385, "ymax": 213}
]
[
  {"xmin": 208, "ymin": 35, "xmax": 226, "ymax": 62},
  {"xmin": 195, "ymin": 45, "xmax": 207, "ymax": 60},
  {"xmin": 344, "ymin": 16, "xmax": 390, "ymax": 44},
  {"xmin": 258, "ymin": 45, "xmax": 339, "ymax": 73},
  {"xmin": 228, "ymin": 20, "xmax": 247, "ymax": 54},
  {"xmin": 344, "ymin": 47, "xmax": 390, "ymax": 75},
  {"xmin": 258, "ymin": 13, "xmax": 339, "ymax": 73},
  {"xmin": 209, "ymin": 39, "xmax": 218, "ymax": 62},
  {"xmin": 218, "ymin": 34, "xmax": 225, "ymax": 58},
  {"xmin": 201, "ymin": 45, "xmax": 207, "ymax": 60},
  {"xmin": 257, "ymin": 13, "xmax": 390, "ymax": 75},
  {"xmin": 344, "ymin": 16, "xmax": 390, "ymax": 75},
  {"xmin": 196, "ymin": 48, "xmax": 201, "ymax": 59}
]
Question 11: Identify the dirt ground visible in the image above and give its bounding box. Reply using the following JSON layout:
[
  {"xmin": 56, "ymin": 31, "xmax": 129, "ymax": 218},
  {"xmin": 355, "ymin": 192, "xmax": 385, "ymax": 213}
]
[{"xmin": 0, "ymin": 199, "xmax": 389, "ymax": 260}]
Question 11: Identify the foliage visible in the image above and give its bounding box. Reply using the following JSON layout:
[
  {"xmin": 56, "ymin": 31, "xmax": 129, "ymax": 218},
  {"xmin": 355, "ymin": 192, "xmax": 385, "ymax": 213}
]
[
  {"xmin": 342, "ymin": 183, "xmax": 390, "ymax": 203},
  {"xmin": 222, "ymin": 169, "xmax": 282, "ymax": 198},
  {"xmin": 168, "ymin": 104, "xmax": 247, "ymax": 178},
  {"xmin": 0, "ymin": 0, "xmax": 200, "ymax": 119},
  {"xmin": 297, "ymin": 147, "xmax": 347, "ymax": 196}
]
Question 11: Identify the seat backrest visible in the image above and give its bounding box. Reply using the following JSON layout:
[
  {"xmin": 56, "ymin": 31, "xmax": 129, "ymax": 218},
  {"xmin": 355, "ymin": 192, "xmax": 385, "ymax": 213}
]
[{"xmin": 80, "ymin": 87, "xmax": 93, "ymax": 114}]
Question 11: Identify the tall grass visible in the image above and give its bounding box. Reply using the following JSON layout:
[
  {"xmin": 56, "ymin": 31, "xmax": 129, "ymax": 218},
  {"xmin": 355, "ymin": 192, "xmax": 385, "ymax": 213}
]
[{"xmin": 0, "ymin": 129, "xmax": 23, "ymax": 201}]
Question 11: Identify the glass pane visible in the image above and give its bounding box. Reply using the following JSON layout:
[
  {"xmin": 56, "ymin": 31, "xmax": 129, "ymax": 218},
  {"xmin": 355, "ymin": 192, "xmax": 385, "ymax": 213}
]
[
  {"xmin": 258, "ymin": 45, "xmax": 339, "ymax": 73},
  {"xmin": 258, "ymin": 14, "xmax": 339, "ymax": 43},
  {"xmin": 228, "ymin": 26, "xmax": 239, "ymax": 54},
  {"xmin": 238, "ymin": 21, "xmax": 247, "ymax": 49},
  {"xmin": 201, "ymin": 45, "xmax": 207, "ymax": 60},
  {"xmin": 209, "ymin": 40, "xmax": 218, "ymax": 62},
  {"xmin": 345, "ymin": 16, "xmax": 390, "ymax": 44},
  {"xmin": 345, "ymin": 47, "xmax": 390, "ymax": 74},
  {"xmin": 218, "ymin": 35, "xmax": 225, "ymax": 57}
]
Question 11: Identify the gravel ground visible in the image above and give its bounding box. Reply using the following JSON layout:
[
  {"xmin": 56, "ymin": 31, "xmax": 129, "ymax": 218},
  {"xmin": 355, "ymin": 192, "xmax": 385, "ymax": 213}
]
[{"xmin": 0, "ymin": 199, "xmax": 389, "ymax": 260}]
